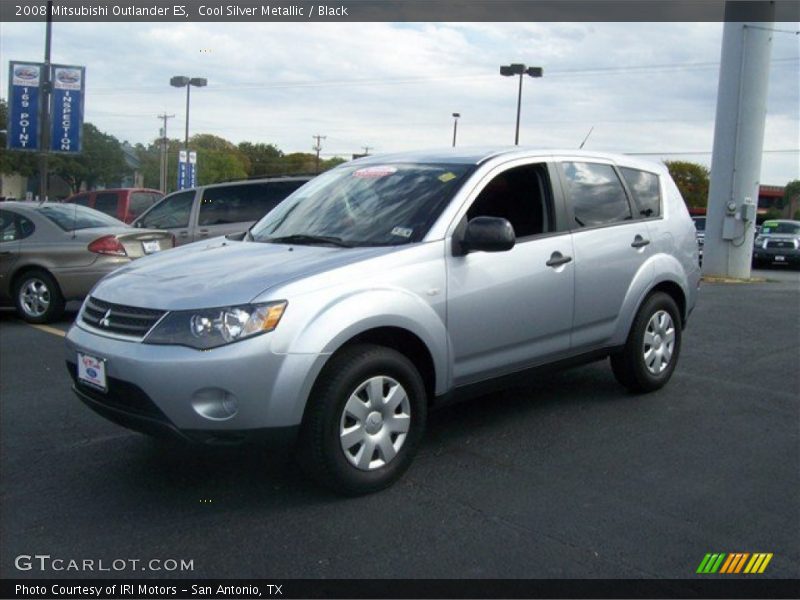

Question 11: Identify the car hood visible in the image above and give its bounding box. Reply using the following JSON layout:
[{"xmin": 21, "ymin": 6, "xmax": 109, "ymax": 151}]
[{"xmin": 92, "ymin": 238, "xmax": 396, "ymax": 310}]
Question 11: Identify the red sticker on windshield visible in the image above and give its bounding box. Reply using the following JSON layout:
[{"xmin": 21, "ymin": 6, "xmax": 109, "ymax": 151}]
[{"xmin": 353, "ymin": 166, "xmax": 397, "ymax": 179}]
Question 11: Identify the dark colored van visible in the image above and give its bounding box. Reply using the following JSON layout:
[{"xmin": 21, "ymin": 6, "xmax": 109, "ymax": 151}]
[{"xmin": 64, "ymin": 188, "xmax": 164, "ymax": 224}]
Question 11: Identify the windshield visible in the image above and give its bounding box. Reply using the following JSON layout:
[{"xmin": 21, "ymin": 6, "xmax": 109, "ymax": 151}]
[
  {"xmin": 38, "ymin": 204, "xmax": 126, "ymax": 230},
  {"xmin": 250, "ymin": 162, "xmax": 474, "ymax": 246},
  {"xmin": 761, "ymin": 222, "xmax": 800, "ymax": 235}
]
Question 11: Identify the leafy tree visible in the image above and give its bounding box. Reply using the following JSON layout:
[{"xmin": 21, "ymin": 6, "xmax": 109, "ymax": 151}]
[
  {"xmin": 238, "ymin": 142, "xmax": 284, "ymax": 177},
  {"xmin": 49, "ymin": 123, "xmax": 127, "ymax": 192},
  {"xmin": 190, "ymin": 134, "xmax": 248, "ymax": 184},
  {"xmin": 783, "ymin": 179, "xmax": 800, "ymax": 211},
  {"xmin": 664, "ymin": 160, "xmax": 710, "ymax": 209}
]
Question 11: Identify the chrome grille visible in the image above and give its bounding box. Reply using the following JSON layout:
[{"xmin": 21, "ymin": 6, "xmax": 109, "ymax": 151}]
[
  {"xmin": 81, "ymin": 296, "xmax": 165, "ymax": 338},
  {"xmin": 766, "ymin": 240, "xmax": 795, "ymax": 249}
]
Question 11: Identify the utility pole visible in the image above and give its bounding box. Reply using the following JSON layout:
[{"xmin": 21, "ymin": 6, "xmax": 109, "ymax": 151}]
[
  {"xmin": 157, "ymin": 113, "xmax": 175, "ymax": 193},
  {"xmin": 38, "ymin": 0, "xmax": 53, "ymax": 201},
  {"xmin": 362, "ymin": 146, "xmax": 372, "ymax": 156},
  {"xmin": 703, "ymin": 2, "xmax": 775, "ymax": 278},
  {"xmin": 312, "ymin": 134, "xmax": 326, "ymax": 173}
]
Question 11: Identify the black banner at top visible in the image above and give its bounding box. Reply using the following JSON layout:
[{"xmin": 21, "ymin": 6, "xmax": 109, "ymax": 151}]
[{"xmin": 1, "ymin": 0, "xmax": 799, "ymax": 23}]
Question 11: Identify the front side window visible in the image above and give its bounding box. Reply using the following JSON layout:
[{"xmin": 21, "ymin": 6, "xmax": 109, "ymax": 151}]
[
  {"xmin": 620, "ymin": 167, "xmax": 661, "ymax": 218},
  {"xmin": 466, "ymin": 163, "xmax": 554, "ymax": 239},
  {"xmin": 37, "ymin": 204, "xmax": 125, "ymax": 230},
  {"xmin": 94, "ymin": 192, "xmax": 119, "ymax": 217},
  {"xmin": 137, "ymin": 191, "xmax": 194, "ymax": 229},
  {"xmin": 560, "ymin": 162, "xmax": 632, "ymax": 228},
  {"xmin": 250, "ymin": 163, "xmax": 473, "ymax": 246}
]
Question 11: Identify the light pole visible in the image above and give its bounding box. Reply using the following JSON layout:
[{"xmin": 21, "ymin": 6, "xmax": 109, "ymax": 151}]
[
  {"xmin": 499, "ymin": 63, "xmax": 542, "ymax": 145},
  {"xmin": 451, "ymin": 112, "xmax": 460, "ymax": 147},
  {"xmin": 170, "ymin": 76, "xmax": 207, "ymax": 150}
]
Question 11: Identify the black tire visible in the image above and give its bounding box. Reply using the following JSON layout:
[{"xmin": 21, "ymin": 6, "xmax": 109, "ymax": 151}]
[
  {"xmin": 296, "ymin": 344, "xmax": 427, "ymax": 495},
  {"xmin": 13, "ymin": 269, "xmax": 65, "ymax": 324},
  {"xmin": 610, "ymin": 291, "xmax": 682, "ymax": 393}
]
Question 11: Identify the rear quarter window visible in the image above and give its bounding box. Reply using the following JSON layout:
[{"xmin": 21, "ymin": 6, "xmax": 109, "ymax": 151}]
[{"xmin": 620, "ymin": 167, "xmax": 662, "ymax": 218}]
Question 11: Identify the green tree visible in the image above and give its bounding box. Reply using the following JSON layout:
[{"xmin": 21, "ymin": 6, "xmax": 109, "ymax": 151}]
[
  {"xmin": 49, "ymin": 123, "xmax": 127, "ymax": 192},
  {"xmin": 664, "ymin": 160, "xmax": 710, "ymax": 209},
  {"xmin": 190, "ymin": 134, "xmax": 248, "ymax": 184},
  {"xmin": 238, "ymin": 142, "xmax": 284, "ymax": 177},
  {"xmin": 783, "ymin": 179, "xmax": 800, "ymax": 218}
]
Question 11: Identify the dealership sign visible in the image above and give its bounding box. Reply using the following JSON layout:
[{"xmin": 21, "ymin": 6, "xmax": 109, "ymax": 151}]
[
  {"xmin": 177, "ymin": 150, "xmax": 198, "ymax": 190},
  {"xmin": 6, "ymin": 61, "xmax": 85, "ymax": 153},
  {"xmin": 6, "ymin": 61, "xmax": 43, "ymax": 151},
  {"xmin": 49, "ymin": 64, "xmax": 85, "ymax": 153}
]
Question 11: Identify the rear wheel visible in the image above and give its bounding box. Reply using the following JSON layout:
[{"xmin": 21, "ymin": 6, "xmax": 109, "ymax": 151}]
[
  {"xmin": 610, "ymin": 292, "xmax": 682, "ymax": 393},
  {"xmin": 296, "ymin": 344, "xmax": 427, "ymax": 495},
  {"xmin": 13, "ymin": 270, "xmax": 65, "ymax": 323}
]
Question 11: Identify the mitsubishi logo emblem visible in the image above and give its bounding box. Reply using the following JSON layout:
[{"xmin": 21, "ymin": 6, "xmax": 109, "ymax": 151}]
[{"xmin": 99, "ymin": 309, "xmax": 112, "ymax": 327}]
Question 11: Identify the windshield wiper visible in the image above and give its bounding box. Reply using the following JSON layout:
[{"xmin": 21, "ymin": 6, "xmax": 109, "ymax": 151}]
[{"xmin": 264, "ymin": 234, "xmax": 353, "ymax": 247}]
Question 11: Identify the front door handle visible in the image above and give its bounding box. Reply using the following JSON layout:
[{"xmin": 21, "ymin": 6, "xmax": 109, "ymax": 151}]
[
  {"xmin": 546, "ymin": 252, "xmax": 573, "ymax": 268},
  {"xmin": 198, "ymin": 229, "xmax": 210, "ymax": 236},
  {"xmin": 178, "ymin": 231, "xmax": 189, "ymax": 238},
  {"xmin": 631, "ymin": 235, "xmax": 651, "ymax": 248}
]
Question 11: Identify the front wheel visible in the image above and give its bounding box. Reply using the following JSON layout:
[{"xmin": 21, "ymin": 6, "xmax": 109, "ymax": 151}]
[
  {"xmin": 296, "ymin": 344, "xmax": 427, "ymax": 495},
  {"xmin": 610, "ymin": 292, "xmax": 682, "ymax": 393}
]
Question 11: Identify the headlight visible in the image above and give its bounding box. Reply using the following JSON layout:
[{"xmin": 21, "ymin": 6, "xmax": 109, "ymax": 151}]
[{"xmin": 144, "ymin": 301, "xmax": 287, "ymax": 349}]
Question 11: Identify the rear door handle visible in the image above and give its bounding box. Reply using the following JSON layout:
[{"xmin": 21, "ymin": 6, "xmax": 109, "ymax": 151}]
[
  {"xmin": 546, "ymin": 252, "xmax": 573, "ymax": 268},
  {"xmin": 631, "ymin": 235, "xmax": 651, "ymax": 248}
]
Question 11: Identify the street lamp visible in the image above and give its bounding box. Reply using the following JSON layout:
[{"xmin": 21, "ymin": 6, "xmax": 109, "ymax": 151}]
[
  {"xmin": 451, "ymin": 113, "xmax": 460, "ymax": 147},
  {"xmin": 499, "ymin": 63, "xmax": 542, "ymax": 145},
  {"xmin": 170, "ymin": 76, "xmax": 207, "ymax": 150}
]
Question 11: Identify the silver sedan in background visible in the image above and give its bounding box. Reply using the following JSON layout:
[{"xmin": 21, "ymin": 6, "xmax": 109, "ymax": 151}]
[{"xmin": 0, "ymin": 202, "xmax": 174, "ymax": 323}]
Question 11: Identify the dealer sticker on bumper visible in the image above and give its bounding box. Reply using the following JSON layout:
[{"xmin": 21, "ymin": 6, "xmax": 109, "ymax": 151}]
[{"xmin": 77, "ymin": 353, "xmax": 107, "ymax": 391}]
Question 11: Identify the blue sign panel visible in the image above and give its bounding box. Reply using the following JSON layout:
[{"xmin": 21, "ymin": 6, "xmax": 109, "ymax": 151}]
[
  {"xmin": 189, "ymin": 151, "xmax": 198, "ymax": 188},
  {"xmin": 7, "ymin": 62, "xmax": 43, "ymax": 151},
  {"xmin": 177, "ymin": 150, "xmax": 188, "ymax": 190},
  {"xmin": 49, "ymin": 65, "xmax": 85, "ymax": 153}
]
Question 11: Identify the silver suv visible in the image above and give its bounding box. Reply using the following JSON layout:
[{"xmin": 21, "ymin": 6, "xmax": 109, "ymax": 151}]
[{"xmin": 66, "ymin": 149, "xmax": 700, "ymax": 494}]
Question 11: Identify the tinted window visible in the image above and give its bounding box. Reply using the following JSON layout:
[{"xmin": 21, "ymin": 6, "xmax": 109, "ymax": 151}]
[
  {"xmin": 94, "ymin": 192, "xmax": 119, "ymax": 217},
  {"xmin": 138, "ymin": 191, "xmax": 194, "ymax": 229},
  {"xmin": 761, "ymin": 222, "xmax": 800, "ymax": 235},
  {"xmin": 561, "ymin": 162, "xmax": 632, "ymax": 227},
  {"xmin": 199, "ymin": 181, "xmax": 304, "ymax": 227},
  {"xmin": 37, "ymin": 204, "xmax": 125, "ymax": 230},
  {"xmin": 467, "ymin": 164, "xmax": 553, "ymax": 239},
  {"xmin": 620, "ymin": 167, "xmax": 661, "ymax": 218},
  {"xmin": 693, "ymin": 217, "xmax": 706, "ymax": 232},
  {"xmin": 129, "ymin": 192, "xmax": 161, "ymax": 218},
  {"xmin": 251, "ymin": 164, "xmax": 473, "ymax": 246},
  {"xmin": 69, "ymin": 194, "xmax": 91, "ymax": 207},
  {"xmin": 0, "ymin": 210, "xmax": 17, "ymax": 242},
  {"xmin": 17, "ymin": 215, "xmax": 35, "ymax": 239}
]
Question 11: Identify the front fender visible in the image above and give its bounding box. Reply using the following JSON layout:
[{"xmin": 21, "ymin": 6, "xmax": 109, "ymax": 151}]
[{"xmin": 272, "ymin": 287, "xmax": 449, "ymax": 396}]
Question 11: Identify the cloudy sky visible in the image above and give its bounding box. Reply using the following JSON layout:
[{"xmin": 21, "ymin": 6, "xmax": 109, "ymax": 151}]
[{"xmin": 2, "ymin": 20, "xmax": 798, "ymax": 183}]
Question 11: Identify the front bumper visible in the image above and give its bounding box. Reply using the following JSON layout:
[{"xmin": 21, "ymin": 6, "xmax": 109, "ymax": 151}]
[
  {"xmin": 753, "ymin": 248, "xmax": 800, "ymax": 265},
  {"xmin": 65, "ymin": 322, "xmax": 328, "ymax": 438}
]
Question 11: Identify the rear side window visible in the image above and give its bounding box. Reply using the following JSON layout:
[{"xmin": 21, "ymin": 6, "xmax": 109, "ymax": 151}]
[
  {"xmin": 560, "ymin": 162, "xmax": 632, "ymax": 227},
  {"xmin": 129, "ymin": 192, "xmax": 161, "ymax": 218},
  {"xmin": 138, "ymin": 191, "xmax": 194, "ymax": 229},
  {"xmin": 37, "ymin": 204, "xmax": 124, "ymax": 230},
  {"xmin": 94, "ymin": 192, "xmax": 119, "ymax": 217},
  {"xmin": 620, "ymin": 168, "xmax": 661, "ymax": 218},
  {"xmin": 0, "ymin": 210, "xmax": 18, "ymax": 241},
  {"xmin": 69, "ymin": 193, "xmax": 91, "ymax": 207},
  {"xmin": 198, "ymin": 181, "xmax": 303, "ymax": 227}
]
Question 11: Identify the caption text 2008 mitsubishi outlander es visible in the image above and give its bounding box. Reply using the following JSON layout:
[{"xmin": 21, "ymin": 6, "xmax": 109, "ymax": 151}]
[{"xmin": 66, "ymin": 148, "xmax": 700, "ymax": 495}]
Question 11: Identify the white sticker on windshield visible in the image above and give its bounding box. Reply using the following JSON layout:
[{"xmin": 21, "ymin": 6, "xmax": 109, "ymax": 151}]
[
  {"xmin": 353, "ymin": 166, "xmax": 397, "ymax": 179},
  {"xmin": 391, "ymin": 227, "xmax": 413, "ymax": 238}
]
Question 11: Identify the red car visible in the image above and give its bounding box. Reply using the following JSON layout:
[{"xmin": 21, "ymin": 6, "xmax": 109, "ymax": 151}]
[{"xmin": 64, "ymin": 188, "xmax": 164, "ymax": 224}]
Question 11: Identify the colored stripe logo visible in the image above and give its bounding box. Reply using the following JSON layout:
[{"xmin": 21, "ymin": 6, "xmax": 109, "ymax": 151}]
[{"xmin": 697, "ymin": 553, "xmax": 773, "ymax": 574}]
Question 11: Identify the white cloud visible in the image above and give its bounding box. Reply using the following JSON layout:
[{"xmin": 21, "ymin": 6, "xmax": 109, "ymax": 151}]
[{"xmin": 1, "ymin": 20, "xmax": 798, "ymax": 183}]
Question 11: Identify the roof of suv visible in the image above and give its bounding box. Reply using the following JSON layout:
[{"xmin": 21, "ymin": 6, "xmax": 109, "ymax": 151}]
[{"xmin": 349, "ymin": 147, "xmax": 666, "ymax": 171}]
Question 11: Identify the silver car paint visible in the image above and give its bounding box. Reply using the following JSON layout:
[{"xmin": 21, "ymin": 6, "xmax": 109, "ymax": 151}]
[{"xmin": 66, "ymin": 148, "xmax": 700, "ymax": 433}]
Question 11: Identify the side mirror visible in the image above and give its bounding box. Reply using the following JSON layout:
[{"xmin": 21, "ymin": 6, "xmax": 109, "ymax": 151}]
[
  {"xmin": 225, "ymin": 231, "xmax": 247, "ymax": 241},
  {"xmin": 457, "ymin": 216, "xmax": 515, "ymax": 255}
]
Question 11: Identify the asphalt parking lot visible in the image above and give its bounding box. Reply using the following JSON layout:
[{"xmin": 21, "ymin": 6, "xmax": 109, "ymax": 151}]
[{"xmin": 1, "ymin": 271, "xmax": 798, "ymax": 580}]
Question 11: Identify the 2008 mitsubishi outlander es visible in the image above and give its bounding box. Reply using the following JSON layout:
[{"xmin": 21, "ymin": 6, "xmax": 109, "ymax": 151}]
[{"xmin": 66, "ymin": 148, "xmax": 700, "ymax": 495}]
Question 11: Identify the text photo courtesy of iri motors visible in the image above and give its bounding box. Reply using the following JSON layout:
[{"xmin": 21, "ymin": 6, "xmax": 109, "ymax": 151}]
[{"xmin": 0, "ymin": 2, "xmax": 798, "ymax": 600}]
